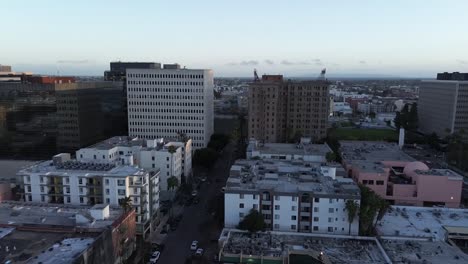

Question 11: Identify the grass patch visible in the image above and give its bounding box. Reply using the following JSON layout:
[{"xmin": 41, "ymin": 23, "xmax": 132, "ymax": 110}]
[{"xmin": 332, "ymin": 128, "xmax": 398, "ymax": 141}]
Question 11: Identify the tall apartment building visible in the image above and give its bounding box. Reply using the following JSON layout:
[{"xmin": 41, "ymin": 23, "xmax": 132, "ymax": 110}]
[
  {"xmin": 224, "ymin": 159, "xmax": 360, "ymax": 235},
  {"xmin": 18, "ymin": 153, "xmax": 159, "ymax": 238},
  {"xmin": 248, "ymin": 75, "xmax": 330, "ymax": 143},
  {"xmin": 126, "ymin": 64, "xmax": 214, "ymax": 148},
  {"xmin": 76, "ymin": 136, "xmax": 192, "ymax": 199},
  {"xmin": 419, "ymin": 72, "xmax": 468, "ymax": 138}
]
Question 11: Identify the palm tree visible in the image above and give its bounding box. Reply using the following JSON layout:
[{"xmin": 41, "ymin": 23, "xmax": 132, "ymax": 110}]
[
  {"xmin": 119, "ymin": 196, "xmax": 133, "ymax": 213},
  {"xmin": 345, "ymin": 200, "xmax": 359, "ymax": 235}
]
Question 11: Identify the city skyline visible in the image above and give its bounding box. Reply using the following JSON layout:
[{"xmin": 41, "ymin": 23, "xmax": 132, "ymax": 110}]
[{"xmin": 2, "ymin": 0, "xmax": 468, "ymax": 77}]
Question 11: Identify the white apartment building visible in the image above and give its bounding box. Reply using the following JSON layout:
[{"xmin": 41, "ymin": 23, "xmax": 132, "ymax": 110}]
[
  {"xmin": 76, "ymin": 136, "xmax": 192, "ymax": 199},
  {"xmin": 224, "ymin": 159, "xmax": 361, "ymax": 235},
  {"xmin": 18, "ymin": 153, "xmax": 159, "ymax": 238},
  {"xmin": 126, "ymin": 64, "xmax": 214, "ymax": 149}
]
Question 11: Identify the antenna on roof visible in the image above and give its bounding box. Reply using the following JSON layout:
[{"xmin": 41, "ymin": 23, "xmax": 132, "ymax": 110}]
[
  {"xmin": 318, "ymin": 68, "xmax": 326, "ymax": 80},
  {"xmin": 254, "ymin": 69, "xmax": 260, "ymax": 82}
]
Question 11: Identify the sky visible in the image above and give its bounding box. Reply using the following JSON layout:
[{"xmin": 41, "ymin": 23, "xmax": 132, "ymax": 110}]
[{"xmin": 2, "ymin": 0, "xmax": 468, "ymax": 77}]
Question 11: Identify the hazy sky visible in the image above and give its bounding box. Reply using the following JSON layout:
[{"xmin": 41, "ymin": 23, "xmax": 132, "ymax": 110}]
[{"xmin": 2, "ymin": 0, "xmax": 468, "ymax": 77}]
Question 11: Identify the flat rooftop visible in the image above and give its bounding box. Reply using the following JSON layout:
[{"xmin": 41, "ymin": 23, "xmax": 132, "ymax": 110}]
[
  {"xmin": 226, "ymin": 159, "xmax": 360, "ymax": 198},
  {"xmin": 18, "ymin": 159, "xmax": 147, "ymax": 178},
  {"xmin": 0, "ymin": 201, "xmax": 122, "ymax": 229},
  {"xmin": 381, "ymin": 239, "xmax": 468, "ymax": 264},
  {"xmin": 340, "ymin": 141, "xmax": 415, "ymax": 173},
  {"xmin": 0, "ymin": 230, "xmax": 96, "ymax": 264},
  {"xmin": 377, "ymin": 206, "xmax": 468, "ymax": 240},
  {"xmin": 84, "ymin": 136, "xmax": 183, "ymax": 152},
  {"xmin": 248, "ymin": 142, "xmax": 331, "ymax": 156},
  {"xmin": 221, "ymin": 229, "xmax": 389, "ymax": 264}
]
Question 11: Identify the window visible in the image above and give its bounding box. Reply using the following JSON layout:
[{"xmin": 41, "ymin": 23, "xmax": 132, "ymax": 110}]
[
  {"xmin": 368, "ymin": 180, "xmax": 374, "ymax": 185},
  {"xmin": 27, "ymin": 186, "xmax": 31, "ymax": 192},
  {"xmin": 291, "ymin": 206, "xmax": 297, "ymax": 211},
  {"xmin": 274, "ymin": 205, "xmax": 280, "ymax": 210},
  {"xmin": 79, "ymin": 178, "xmax": 83, "ymax": 185},
  {"xmin": 292, "ymin": 196, "xmax": 297, "ymax": 201},
  {"xmin": 40, "ymin": 177, "xmax": 44, "ymax": 183},
  {"xmin": 362, "ymin": 180, "xmax": 368, "ymax": 184},
  {"xmin": 40, "ymin": 186, "xmax": 44, "ymax": 192},
  {"xmin": 66, "ymin": 187, "xmax": 70, "ymax": 194},
  {"xmin": 291, "ymin": 215, "xmax": 297, "ymax": 220},
  {"xmin": 253, "ymin": 204, "xmax": 258, "ymax": 210},
  {"xmin": 239, "ymin": 194, "xmax": 244, "ymax": 199},
  {"xmin": 275, "ymin": 196, "xmax": 280, "ymax": 201},
  {"xmin": 105, "ymin": 179, "xmax": 109, "ymax": 185},
  {"xmin": 80, "ymin": 197, "xmax": 84, "ymax": 203},
  {"xmin": 329, "ymin": 208, "xmax": 334, "ymax": 213},
  {"xmin": 65, "ymin": 178, "xmax": 69, "ymax": 184},
  {"xmin": 328, "ymin": 227, "xmax": 333, "ymax": 232},
  {"xmin": 25, "ymin": 176, "xmax": 30, "ymax": 183},
  {"xmin": 328, "ymin": 217, "xmax": 333, "ymax": 223},
  {"xmin": 376, "ymin": 180, "xmax": 384, "ymax": 185},
  {"xmin": 329, "ymin": 198, "xmax": 333, "ymax": 203},
  {"xmin": 105, "ymin": 189, "xmax": 110, "ymax": 195},
  {"xmin": 79, "ymin": 187, "xmax": 83, "ymax": 194},
  {"xmin": 106, "ymin": 198, "xmax": 110, "ymax": 204},
  {"xmin": 274, "ymin": 224, "xmax": 280, "ymax": 229},
  {"xmin": 239, "ymin": 212, "xmax": 244, "ymax": 217},
  {"xmin": 313, "ymin": 217, "xmax": 319, "ymax": 222},
  {"xmin": 117, "ymin": 180, "xmax": 125, "ymax": 186},
  {"xmin": 314, "ymin": 198, "xmax": 320, "ymax": 203},
  {"xmin": 41, "ymin": 196, "xmax": 45, "ymax": 202},
  {"xmin": 239, "ymin": 203, "xmax": 244, "ymax": 208},
  {"xmin": 275, "ymin": 214, "xmax": 280, "ymax": 219},
  {"xmin": 313, "ymin": 226, "xmax": 319, "ymax": 231},
  {"xmin": 291, "ymin": 225, "xmax": 296, "ymax": 230},
  {"xmin": 66, "ymin": 197, "xmax": 70, "ymax": 203},
  {"xmin": 253, "ymin": 194, "xmax": 258, "ymax": 199},
  {"xmin": 118, "ymin": 189, "xmax": 126, "ymax": 195},
  {"xmin": 314, "ymin": 207, "xmax": 319, "ymax": 212}
]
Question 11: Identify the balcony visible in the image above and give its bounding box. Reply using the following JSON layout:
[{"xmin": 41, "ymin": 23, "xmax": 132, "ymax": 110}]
[
  {"xmin": 261, "ymin": 200, "xmax": 272, "ymax": 205},
  {"xmin": 300, "ymin": 211, "xmax": 310, "ymax": 217}
]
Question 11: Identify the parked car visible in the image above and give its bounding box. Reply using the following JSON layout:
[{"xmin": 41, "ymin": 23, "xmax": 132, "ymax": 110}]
[
  {"xmin": 195, "ymin": 248, "xmax": 204, "ymax": 257},
  {"xmin": 191, "ymin": 190, "xmax": 198, "ymax": 197},
  {"xmin": 149, "ymin": 251, "xmax": 160, "ymax": 263},
  {"xmin": 190, "ymin": 240, "xmax": 198, "ymax": 250}
]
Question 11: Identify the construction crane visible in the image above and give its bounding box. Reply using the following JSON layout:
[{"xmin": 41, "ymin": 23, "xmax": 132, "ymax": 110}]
[
  {"xmin": 254, "ymin": 68, "xmax": 260, "ymax": 82},
  {"xmin": 318, "ymin": 68, "xmax": 326, "ymax": 80}
]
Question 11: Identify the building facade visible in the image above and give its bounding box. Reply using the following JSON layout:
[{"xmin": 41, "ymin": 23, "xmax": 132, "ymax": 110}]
[
  {"xmin": 76, "ymin": 136, "xmax": 192, "ymax": 199},
  {"xmin": 248, "ymin": 75, "xmax": 330, "ymax": 143},
  {"xmin": 224, "ymin": 159, "xmax": 360, "ymax": 235},
  {"xmin": 127, "ymin": 65, "xmax": 214, "ymax": 149},
  {"xmin": 18, "ymin": 153, "xmax": 159, "ymax": 237},
  {"xmin": 419, "ymin": 75, "xmax": 468, "ymax": 138}
]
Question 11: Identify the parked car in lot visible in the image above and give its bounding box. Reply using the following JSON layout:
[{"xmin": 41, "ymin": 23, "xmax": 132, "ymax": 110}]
[
  {"xmin": 149, "ymin": 251, "xmax": 160, "ymax": 263},
  {"xmin": 190, "ymin": 240, "xmax": 198, "ymax": 250}
]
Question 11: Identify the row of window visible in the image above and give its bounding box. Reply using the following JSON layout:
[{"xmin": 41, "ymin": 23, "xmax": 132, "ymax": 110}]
[
  {"xmin": 362, "ymin": 180, "xmax": 384, "ymax": 185},
  {"xmin": 129, "ymin": 115, "xmax": 204, "ymax": 121},
  {"xmin": 128, "ymin": 108, "xmax": 205, "ymax": 114},
  {"xmin": 128, "ymin": 80, "xmax": 204, "ymax": 86},
  {"xmin": 128, "ymin": 73, "xmax": 204, "ymax": 79},
  {"xmin": 238, "ymin": 194, "xmax": 347, "ymax": 203},
  {"xmin": 128, "ymin": 87, "xmax": 204, "ymax": 93}
]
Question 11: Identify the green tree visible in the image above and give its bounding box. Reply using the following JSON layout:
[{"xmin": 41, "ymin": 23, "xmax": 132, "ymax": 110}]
[
  {"xmin": 345, "ymin": 200, "xmax": 359, "ymax": 235},
  {"xmin": 167, "ymin": 145, "xmax": 177, "ymax": 154},
  {"xmin": 237, "ymin": 209, "xmax": 266, "ymax": 233},
  {"xmin": 358, "ymin": 185, "xmax": 389, "ymax": 235},
  {"xmin": 167, "ymin": 176, "xmax": 179, "ymax": 190},
  {"xmin": 119, "ymin": 196, "xmax": 133, "ymax": 212},
  {"xmin": 325, "ymin": 152, "xmax": 337, "ymax": 162},
  {"xmin": 408, "ymin": 102, "xmax": 418, "ymax": 130}
]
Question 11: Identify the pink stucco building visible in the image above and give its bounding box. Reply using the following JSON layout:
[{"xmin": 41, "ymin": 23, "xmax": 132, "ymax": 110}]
[{"xmin": 341, "ymin": 141, "xmax": 463, "ymax": 208}]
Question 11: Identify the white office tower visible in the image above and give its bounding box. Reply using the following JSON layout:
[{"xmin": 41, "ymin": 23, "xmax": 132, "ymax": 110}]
[{"xmin": 127, "ymin": 64, "xmax": 214, "ymax": 149}]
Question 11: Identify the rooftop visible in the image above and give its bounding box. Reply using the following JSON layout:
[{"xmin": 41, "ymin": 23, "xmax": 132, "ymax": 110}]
[
  {"xmin": 377, "ymin": 206, "xmax": 468, "ymax": 240},
  {"xmin": 225, "ymin": 159, "xmax": 360, "ymax": 198},
  {"xmin": 84, "ymin": 136, "xmax": 184, "ymax": 152},
  {"xmin": 18, "ymin": 159, "xmax": 148, "ymax": 178},
  {"xmin": 220, "ymin": 229, "xmax": 389, "ymax": 264},
  {"xmin": 381, "ymin": 239, "xmax": 468, "ymax": 264},
  {"xmin": 247, "ymin": 140, "xmax": 331, "ymax": 157},
  {"xmin": 0, "ymin": 201, "xmax": 123, "ymax": 230},
  {"xmin": 0, "ymin": 230, "xmax": 96, "ymax": 264}
]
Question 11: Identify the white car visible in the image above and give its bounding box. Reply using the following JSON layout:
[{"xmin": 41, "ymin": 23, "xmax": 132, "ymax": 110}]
[
  {"xmin": 191, "ymin": 190, "xmax": 198, "ymax": 197},
  {"xmin": 190, "ymin": 240, "xmax": 198, "ymax": 250},
  {"xmin": 149, "ymin": 251, "xmax": 160, "ymax": 263},
  {"xmin": 195, "ymin": 248, "xmax": 204, "ymax": 256}
]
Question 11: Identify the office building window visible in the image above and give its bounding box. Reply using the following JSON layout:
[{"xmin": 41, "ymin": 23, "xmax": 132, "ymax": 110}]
[
  {"xmin": 239, "ymin": 203, "xmax": 244, "ymax": 208},
  {"xmin": 291, "ymin": 215, "xmax": 297, "ymax": 220},
  {"xmin": 291, "ymin": 225, "xmax": 296, "ymax": 230}
]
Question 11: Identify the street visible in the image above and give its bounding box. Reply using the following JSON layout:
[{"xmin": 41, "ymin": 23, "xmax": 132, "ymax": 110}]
[{"xmin": 156, "ymin": 142, "xmax": 236, "ymax": 264}]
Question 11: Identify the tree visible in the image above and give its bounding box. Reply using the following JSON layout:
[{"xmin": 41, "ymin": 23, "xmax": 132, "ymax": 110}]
[
  {"xmin": 358, "ymin": 185, "xmax": 388, "ymax": 235},
  {"xmin": 119, "ymin": 196, "xmax": 133, "ymax": 212},
  {"xmin": 237, "ymin": 209, "xmax": 266, "ymax": 233},
  {"xmin": 345, "ymin": 200, "xmax": 359, "ymax": 235},
  {"xmin": 193, "ymin": 148, "xmax": 218, "ymax": 169},
  {"xmin": 167, "ymin": 176, "xmax": 179, "ymax": 190},
  {"xmin": 325, "ymin": 152, "xmax": 337, "ymax": 162},
  {"xmin": 426, "ymin": 132, "xmax": 440, "ymax": 150},
  {"xmin": 167, "ymin": 145, "xmax": 177, "ymax": 154}
]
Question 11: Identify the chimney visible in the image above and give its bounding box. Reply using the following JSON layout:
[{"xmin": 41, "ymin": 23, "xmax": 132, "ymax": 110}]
[{"xmin": 398, "ymin": 128, "xmax": 405, "ymax": 149}]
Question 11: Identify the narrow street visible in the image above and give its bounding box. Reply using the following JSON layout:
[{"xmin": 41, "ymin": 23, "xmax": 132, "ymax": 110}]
[{"xmin": 156, "ymin": 142, "xmax": 236, "ymax": 264}]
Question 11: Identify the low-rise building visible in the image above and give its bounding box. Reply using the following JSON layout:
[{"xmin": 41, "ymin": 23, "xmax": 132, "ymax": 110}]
[
  {"xmin": 0, "ymin": 201, "xmax": 136, "ymax": 264},
  {"xmin": 76, "ymin": 136, "xmax": 192, "ymax": 198},
  {"xmin": 224, "ymin": 159, "xmax": 360, "ymax": 235},
  {"xmin": 341, "ymin": 141, "xmax": 463, "ymax": 208},
  {"xmin": 246, "ymin": 138, "xmax": 331, "ymax": 162},
  {"xmin": 18, "ymin": 153, "xmax": 159, "ymax": 237}
]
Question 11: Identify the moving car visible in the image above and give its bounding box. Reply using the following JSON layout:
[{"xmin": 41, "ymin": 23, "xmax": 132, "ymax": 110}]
[
  {"xmin": 149, "ymin": 251, "xmax": 160, "ymax": 263},
  {"xmin": 195, "ymin": 248, "xmax": 204, "ymax": 257},
  {"xmin": 190, "ymin": 240, "xmax": 198, "ymax": 250}
]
